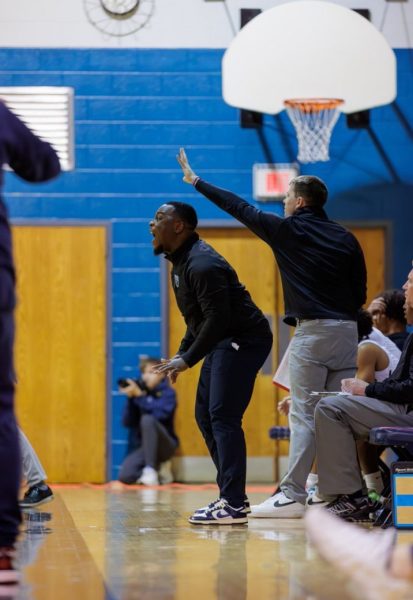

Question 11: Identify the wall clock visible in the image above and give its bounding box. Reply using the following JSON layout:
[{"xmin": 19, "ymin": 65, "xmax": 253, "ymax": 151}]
[{"xmin": 84, "ymin": 0, "xmax": 155, "ymax": 37}]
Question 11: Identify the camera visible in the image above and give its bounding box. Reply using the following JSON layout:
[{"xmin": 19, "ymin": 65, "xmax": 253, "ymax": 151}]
[{"xmin": 117, "ymin": 378, "xmax": 150, "ymax": 393}]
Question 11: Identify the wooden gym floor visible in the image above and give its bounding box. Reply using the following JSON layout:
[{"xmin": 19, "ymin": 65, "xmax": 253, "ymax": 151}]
[{"xmin": 14, "ymin": 484, "xmax": 413, "ymax": 600}]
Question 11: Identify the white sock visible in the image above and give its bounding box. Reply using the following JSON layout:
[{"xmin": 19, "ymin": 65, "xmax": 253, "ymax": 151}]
[
  {"xmin": 306, "ymin": 473, "xmax": 318, "ymax": 490},
  {"xmin": 363, "ymin": 471, "xmax": 383, "ymax": 493}
]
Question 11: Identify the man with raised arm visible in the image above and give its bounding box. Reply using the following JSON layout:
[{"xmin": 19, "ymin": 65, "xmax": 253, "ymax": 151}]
[{"xmin": 177, "ymin": 148, "xmax": 366, "ymax": 518}]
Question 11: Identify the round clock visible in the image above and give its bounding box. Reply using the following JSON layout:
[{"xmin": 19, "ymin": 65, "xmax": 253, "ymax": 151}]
[{"xmin": 84, "ymin": 0, "xmax": 154, "ymax": 37}]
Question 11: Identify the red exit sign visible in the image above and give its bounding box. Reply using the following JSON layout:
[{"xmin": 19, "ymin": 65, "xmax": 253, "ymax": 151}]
[{"xmin": 253, "ymin": 163, "xmax": 299, "ymax": 200}]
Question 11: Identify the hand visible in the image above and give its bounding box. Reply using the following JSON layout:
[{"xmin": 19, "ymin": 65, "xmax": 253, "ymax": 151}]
[
  {"xmin": 152, "ymin": 357, "xmax": 188, "ymax": 383},
  {"xmin": 341, "ymin": 378, "xmax": 368, "ymax": 396},
  {"xmin": 161, "ymin": 354, "xmax": 183, "ymax": 384},
  {"xmin": 119, "ymin": 378, "xmax": 144, "ymax": 398},
  {"xmin": 169, "ymin": 370, "xmax": 180, "ymax": 385},
  {"xmin": 278, "ymin": 396, "xmax": 291, "ymax": 416},
  {"xmin": 366, "ymin": 297, "xmax": 387, "ymax": 331},
  {"xmin": 176, "ymin": 148, "xmax": 197, "ymax": 184},
  {"xmin": 367, "ymin": 297, "xmax": 386, "ymax": 315}
]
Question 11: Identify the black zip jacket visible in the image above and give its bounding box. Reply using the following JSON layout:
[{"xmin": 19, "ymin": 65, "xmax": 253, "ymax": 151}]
[
  {"xmin": 194, "ymin": 179, "xmax": 367, "ymax": 326},
  {"xmin": 166, "ymin": 233, "xmax": 272, "ymax": 367},
  {"xmin": 0, "ymin": 101, "xmax": 61, "ymax": 280},
  {"xmin": 365, "ymin": 333, "xmax": 413, "ymax": 404}
]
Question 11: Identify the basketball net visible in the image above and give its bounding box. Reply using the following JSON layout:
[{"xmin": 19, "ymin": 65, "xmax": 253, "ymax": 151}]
[{"xmin": 284, "ymin": 99, "xmax": 344, "ymax": 163}]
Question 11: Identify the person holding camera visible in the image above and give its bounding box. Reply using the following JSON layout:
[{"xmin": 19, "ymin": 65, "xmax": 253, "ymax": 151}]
[{"xmin": 118, "ymin": 357, "xmax": 178, "ymax": 486}]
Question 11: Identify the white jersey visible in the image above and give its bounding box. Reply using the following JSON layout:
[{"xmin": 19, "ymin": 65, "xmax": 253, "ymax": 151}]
[{"xmin": 358, "ymin": 327, "xmax": 401, "ymax": 382}]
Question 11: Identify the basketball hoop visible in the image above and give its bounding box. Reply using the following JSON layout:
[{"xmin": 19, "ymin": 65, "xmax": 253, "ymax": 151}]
[{"xmin": 284, "ymin": 98, "xmax": 344, "ymax": 164}]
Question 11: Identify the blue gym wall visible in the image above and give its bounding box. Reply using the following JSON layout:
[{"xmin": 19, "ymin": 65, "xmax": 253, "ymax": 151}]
[{"xmin": 1, "ymin": 48, "xmax": 412, "ymax": 479}]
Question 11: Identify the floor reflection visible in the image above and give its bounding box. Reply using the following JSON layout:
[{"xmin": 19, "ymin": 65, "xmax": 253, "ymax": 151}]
[
  {"xmin": 7, "ymin": 487, "xmax": 413, "ymax": 600},
  {"xmin": 22, "ymin": 510, "xmax": 53, "ymax": 537}
]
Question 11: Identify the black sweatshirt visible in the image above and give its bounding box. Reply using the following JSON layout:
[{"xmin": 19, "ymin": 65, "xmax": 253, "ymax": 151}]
[
  {"xmin": 366, "ymin": 333, "xmax": 413, "ymax": 405},
  {"xmin": 166, "ymin": 233, "xmax": 272, "ymax": 367},
  {"xmin": 0, "ymin": 101, "xmax": 61, "ymax": 279},
  {"xmin": 194, "ymin": 179, "xmax": 367, "ymax": 326}
]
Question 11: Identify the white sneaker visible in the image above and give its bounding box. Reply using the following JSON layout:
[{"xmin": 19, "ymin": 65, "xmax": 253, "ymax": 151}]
[
  {"xmin": 305, "ymin": 507, "xmax": 396, "ymax": 575},
  {"xmin": 137, "ymin": 466, "xmax": 159, "ymax": 486},
  {"xmin": 306, "ymin": 491, "xmax": 328, "ymax": 508},
  {"xmin": 159, "ymin": 460, "xmax": 174, "ymax": 484},
  {"xmin": 250, "ymin": 491, "xmax": 305, "ymax": 518}
]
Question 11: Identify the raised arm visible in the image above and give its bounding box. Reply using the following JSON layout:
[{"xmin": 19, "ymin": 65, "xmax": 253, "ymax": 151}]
[
  {"xmin": 1, "ymin": 102, "xmax": 61, "ymax": 183},
  {"xmin": 177, "ymin": 147, "xmax": 282, "ymax": 246}
]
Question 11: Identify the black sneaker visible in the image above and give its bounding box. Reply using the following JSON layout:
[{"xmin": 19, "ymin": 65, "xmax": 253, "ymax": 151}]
[
  {"xmin": 189, "ymin": 499, "xmax": 248, "ymax": 525},
  {"xmin": 326, "ymin": 494, "xmax": 373, "ymax": 522},
  {"xmin": 19, "ymin": 484, "xmax": 54, "ymax": 509}
]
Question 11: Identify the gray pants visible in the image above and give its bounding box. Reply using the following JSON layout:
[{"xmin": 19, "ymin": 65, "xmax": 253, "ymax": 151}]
[
  {"xmin": 280, "ymin": 319, "xmax": 357, "ymax": 504},
  {"xmin": 316, "ymin": 394, "xmax": 413, "ymax": 498},
  {"xmin": 118, "ymin": 414, "xmax": 178, "ymax": 484},
  {"xmin": 19, "ymin": 428, "xmax": 47, "ymax": 487}
]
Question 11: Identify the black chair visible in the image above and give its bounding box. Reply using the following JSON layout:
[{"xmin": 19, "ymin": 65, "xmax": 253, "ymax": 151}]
[
  {"xmin": 269, "ymin": 426, "xmax": 290, "ymax": 441},
  {"xmin": 268, "ymin": 427, "xmax": 290, "ymax": 489}
]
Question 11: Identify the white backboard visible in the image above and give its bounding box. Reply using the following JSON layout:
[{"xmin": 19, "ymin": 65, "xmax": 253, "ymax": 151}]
[{"xmin": 223, "ymin": 0, "xmax": 397, "ymax": 115}]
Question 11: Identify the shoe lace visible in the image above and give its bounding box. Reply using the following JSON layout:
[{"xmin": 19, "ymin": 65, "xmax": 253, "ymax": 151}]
[
  {"xmin": 328, "ymin": 497, "xmax": 354, "ymax": 514},
  {"xmin": 24, "ymin": 485, "xmax": 39, "ymax": 497},
  {"xmin": 212, "ymin": 499, "xmax": 227, "ymax": 511}
]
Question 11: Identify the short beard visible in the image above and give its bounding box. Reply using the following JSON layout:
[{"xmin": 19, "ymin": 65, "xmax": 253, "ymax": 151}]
[{"xmin": 153, "ymin": 245, "xmax": 164, "ymax": 256}]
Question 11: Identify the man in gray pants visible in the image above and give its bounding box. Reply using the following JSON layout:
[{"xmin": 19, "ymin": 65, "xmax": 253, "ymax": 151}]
[
  {"xmin": 18, "ymin": 429, "xmax": 53, "ymax": 508},
  {"xmin": 177, "ymin": 149, "xmax": 367, "ymax": 517},
  {"xmin": 315, "ymin": 264, "xmax": 413, "ymax": 521}
]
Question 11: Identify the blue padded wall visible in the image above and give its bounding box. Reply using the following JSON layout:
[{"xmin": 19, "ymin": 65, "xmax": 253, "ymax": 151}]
[{"xmin": 1, "ymin": 48, "xmax": 412, "ymax": 478}]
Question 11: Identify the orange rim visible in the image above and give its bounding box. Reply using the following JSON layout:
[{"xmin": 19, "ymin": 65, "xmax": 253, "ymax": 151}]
[{"xmin": 284, "ymin": 98, "xmax": 344, "ymax": 113}]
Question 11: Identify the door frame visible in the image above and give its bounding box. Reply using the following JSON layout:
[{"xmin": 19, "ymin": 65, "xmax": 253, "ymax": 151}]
[
  {"xmin": 341, "ymin": 219, "xmax": 392, "ymax": 288},
  {"xmin": 11, "ymin": 219, "xmax": 113, "ymax": 480}
]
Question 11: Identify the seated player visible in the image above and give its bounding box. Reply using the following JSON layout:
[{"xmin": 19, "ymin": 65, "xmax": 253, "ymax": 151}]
[
  {"xmin": 314, "ymin": 263, "xmax": 413, "ymax": 522},
  {"xmin": 367, "ymin": 289, "xmax": 409, "ymax": 351}
]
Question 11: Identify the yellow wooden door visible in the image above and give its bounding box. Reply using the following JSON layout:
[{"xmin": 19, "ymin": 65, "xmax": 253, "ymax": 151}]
[
  {"xmin": 351, "ymin": 227, "xmax": 386, "ymax": 306},
  {"xmin": 13, "ymin": 226, "xmax": 107, "ymax": 483},
  {"xmin": 169, "ymin": 228, "xmax": 278, "ymax": 459}
]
